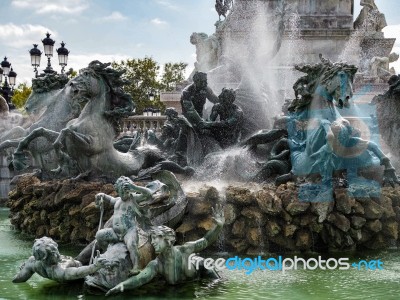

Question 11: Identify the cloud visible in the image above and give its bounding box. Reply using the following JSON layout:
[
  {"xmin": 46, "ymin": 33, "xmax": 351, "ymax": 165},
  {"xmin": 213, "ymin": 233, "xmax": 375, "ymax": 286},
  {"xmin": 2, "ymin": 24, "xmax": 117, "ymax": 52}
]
[
  {"xmin": 0, "ymin": 23, "xmax": 55, "ymax": 48},
  {"xmin": 155, "ymin": 0, "xmax": 181, "ymax": 11},
  {"xmin": 101, "ymin": 11, "xmax": 128, "ymax": 22},
  {"xmin": 151, "ymin": 18, "xmax": 168, "ymax": 26},
  {"xmin": 11, "ymin": 0, "xmax": 88, "ymax": 15},
  {"xmin": 68, "ymin": 53, "xmax": 131, "ymax": 71},
  {"xmin": 383, "ymin": 24, "xmax": 400, "ymax": 46}
]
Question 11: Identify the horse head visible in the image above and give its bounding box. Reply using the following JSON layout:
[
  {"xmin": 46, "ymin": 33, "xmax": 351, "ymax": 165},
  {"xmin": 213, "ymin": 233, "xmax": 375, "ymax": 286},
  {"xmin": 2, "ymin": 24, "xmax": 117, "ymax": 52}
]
[
  {"xmin": 67, "ymin": 61, "xmax": 135, "ymax": 134},
  {"xmin": 320, "ymin": 63, "xmax": 358, "ymax": 110}
]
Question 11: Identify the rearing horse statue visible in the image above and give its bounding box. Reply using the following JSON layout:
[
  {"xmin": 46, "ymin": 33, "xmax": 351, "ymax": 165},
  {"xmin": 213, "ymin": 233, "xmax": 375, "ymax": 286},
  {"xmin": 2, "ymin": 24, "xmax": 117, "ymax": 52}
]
[
  {"xmin": 286, "ymin": 56, "xmax": 399, "ymax": 189},
  {"xmin": 13, "ymin": 61, "xmax": 193, "ymax": 179}
]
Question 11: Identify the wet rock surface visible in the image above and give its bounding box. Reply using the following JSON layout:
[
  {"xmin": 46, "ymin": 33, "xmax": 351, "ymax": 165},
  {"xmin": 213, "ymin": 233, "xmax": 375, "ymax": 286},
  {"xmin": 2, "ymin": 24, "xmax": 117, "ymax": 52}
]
[{"xmin": 6, "ymin": 175, "xmax": 400, "ymax": 253}]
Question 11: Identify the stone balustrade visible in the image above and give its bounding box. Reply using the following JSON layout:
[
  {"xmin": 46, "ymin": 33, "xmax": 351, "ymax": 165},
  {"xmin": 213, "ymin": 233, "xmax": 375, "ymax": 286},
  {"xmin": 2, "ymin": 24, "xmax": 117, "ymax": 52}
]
[{"xmin": 119, "ymin": 115, "xmax": 167, "ymax": 136}]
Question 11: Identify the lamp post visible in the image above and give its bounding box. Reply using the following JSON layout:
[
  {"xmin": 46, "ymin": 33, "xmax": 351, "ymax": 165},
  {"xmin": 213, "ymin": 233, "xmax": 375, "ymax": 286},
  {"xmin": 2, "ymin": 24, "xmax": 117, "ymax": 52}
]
[
  {"xmin": 0, "ymin": 56, "xmax": 17, "ymax": 109},
  {"xmin": 56, "ymin": 42, "xmax": 69, "ymax": 74},
  {"xmin": 148, "ymin": 89, "xmax": 159, "ymax": 101},
  {"xmin": 29, "ymin": 44, "xmax": 42, "ymax": 78},
  {"xmin": 29, "ymin": 33, "xmax": 69, "ymax": 77}
]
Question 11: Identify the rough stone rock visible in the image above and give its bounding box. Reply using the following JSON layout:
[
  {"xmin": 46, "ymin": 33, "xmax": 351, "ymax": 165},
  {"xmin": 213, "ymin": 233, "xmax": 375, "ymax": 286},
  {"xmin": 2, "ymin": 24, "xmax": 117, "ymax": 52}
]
[
  {"xmin": 375, "ymin": 195, "xmax": 396, "ymax": 219},
  {"xmin": 228, "ymin": 239, "xmax": 248, "ymax": 253},
  {"xmin": 365, "ymin": 234, "xmax": 387, "ymax": 249},
  {"xmin": 247, "ymin": 227, "xmax": 264, "ymax": 247},
  {"xmin": 226, "ymin": 186, "xmax": 255, "ymax": 206},
  {"xmin": 82, "ymin": 202, "xmax": 98, "ymax": 216},
  {"xmin": 280, "ymin": 209, "xmax": 292, "ymax": 223},
  {"xmin": 283, "ymin": 224, "xmax": 297, "ymax": 237},
  {"xmin": 365, "ymin": 219, "xmax": 382, "ymax": 233},
  {"xmin": 285, "ymin": 199, "xmax": 310, "ymax": 216},
  {"xmin": 265, "ymin": 219, "xmax": 281, "ymax": 237},
  {"xmin": 351, "ymin": 216, "xmax": 366, "ymax": 229},
  {"xmin": 382, "ymin": 187, "xmax": 400, "ymax": 206},
  {"xmin": 198, "ymin": 218, "xmax": 214, "ymax": 231},
  {"xmin": 176, "ymin": 220, "xmax": 195, "ymax": 234},
  {"xmin": 327, "ymin": 213, "xmax": 350, "ymax": 232},
  {"xmin": 295, "ymin": 230, "xmax": 311, "ymax": 250},
  {"xmin": 311, "ymin": 201, "xmax": 334, "ymax": 222},
  {"xmin": 241, "ymin": 206, "xmax": 266, "ymax": 226},
  {"xmin": 310, "ymin": 222, "xmax": 324, "ymax": 233},
  {"xmin": 203, "ymin": 186, "xmax": 220, "ymax": 202},
  {"xmin": 224, "ymin": 203, "xmax": 239, "ymax": 225},
  {"xmin": 362, "ymin": 200, "xmax": 383, "ymax": 219},
  {"xmin": 269, "ymin": 235, "xmax": 296, "ymax": 251},
  {"xmin": 14, "ymin": 174, "xmax": 41, "ymax": 195},
  {"xmin": 382, "ymin": 220, "xmax": 398, "ymax": 239},
  {"xmin": 394, "ymin": 206, "xmax": 400, "ymax": 222},
  {"xmin": 322, "ymin": 224, "xmax": 343, "ymax": 247},
  {"xmin": 352, "ymin": 201, "xmax": 365, "ymax": 215},
  {"xmin": 335, "ymin": 189, "xmax": 355, "ymax": 214},
  {"xmin": 255, "ymin": 190, "xmax": 282, "ymax": 215},
  {"xmin": 359, "ymin": 229, "xmax": 372, "ymax": 244},
  {"xmin": 349, "ymin": 228, "xmax": 362, "ymax": 242},
  {"xmin": 69, "ymin": 205, "xmax": 82, "ymax": 217},
  {"xmin": 54, "ymin": 181, "xmax": 103, "ymax": 206},
  {"xmin": 187, "ymin": 194, "xmax": 212, "ymax": 216},
  {"xmin": 232, "ymin": 218, "xmax": 247, "ymax": 238},
  {"xmin": 300, "ymin": 214, "xmax": 317, "ymax": 226}
]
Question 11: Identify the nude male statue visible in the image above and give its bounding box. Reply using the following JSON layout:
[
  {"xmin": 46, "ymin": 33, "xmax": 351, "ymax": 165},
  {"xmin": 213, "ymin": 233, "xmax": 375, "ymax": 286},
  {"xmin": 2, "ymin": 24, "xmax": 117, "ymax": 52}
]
[{"xmin": 13, "ymin": 236, "xmax": 109, "ymax": 283}]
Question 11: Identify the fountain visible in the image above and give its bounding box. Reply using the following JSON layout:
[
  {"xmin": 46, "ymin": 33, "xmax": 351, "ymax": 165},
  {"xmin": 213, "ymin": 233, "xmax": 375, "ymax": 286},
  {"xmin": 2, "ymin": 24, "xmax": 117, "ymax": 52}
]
[{"xmin": 2, "ymin": 0, "xmax": 400, "ymax": 298}]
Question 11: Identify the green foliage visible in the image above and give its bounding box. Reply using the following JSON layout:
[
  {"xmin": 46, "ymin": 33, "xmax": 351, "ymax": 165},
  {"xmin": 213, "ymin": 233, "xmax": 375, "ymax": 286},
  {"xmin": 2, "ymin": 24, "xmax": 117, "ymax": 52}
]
[
  {"xmin": 66, "ymin": 68, "xmax": 78, "ymax": 79},
  {"xmin": 11, "ymin": 82, "xmax": 32, "ymax": 109},
  {"xmin": 112, "ymin": 58, "xmax": 187, "ymax": 114},
  {"xmin": 161, "ymin": 62, "xmax": 188, "ymax": 91}
]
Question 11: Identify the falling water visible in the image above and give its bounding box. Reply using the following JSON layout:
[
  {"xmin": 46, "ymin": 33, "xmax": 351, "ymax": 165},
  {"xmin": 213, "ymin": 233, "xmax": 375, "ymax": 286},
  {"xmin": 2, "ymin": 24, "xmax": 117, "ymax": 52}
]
[{"xmin": 194, "ymin": 147, "xmax": 259, "ymax": 182}]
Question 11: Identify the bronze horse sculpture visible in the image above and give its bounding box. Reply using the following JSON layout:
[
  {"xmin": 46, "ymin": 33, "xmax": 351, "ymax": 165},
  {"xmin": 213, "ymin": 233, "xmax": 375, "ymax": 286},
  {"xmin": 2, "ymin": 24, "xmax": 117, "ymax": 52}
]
[{"xmin": 12, "ymin": 61, "xmax": 193, "ymax": 179}]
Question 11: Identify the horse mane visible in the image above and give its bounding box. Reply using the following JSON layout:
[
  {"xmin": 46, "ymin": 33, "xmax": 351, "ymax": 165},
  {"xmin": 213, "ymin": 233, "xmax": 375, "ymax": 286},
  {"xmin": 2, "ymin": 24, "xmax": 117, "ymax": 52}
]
[
  {"xmin": 83, "ymin": 60, "xmax": 135, "ymax": 134},
  {"xmin": 289, "ymin": 56, "xmax": 358, "ymax": 112}
]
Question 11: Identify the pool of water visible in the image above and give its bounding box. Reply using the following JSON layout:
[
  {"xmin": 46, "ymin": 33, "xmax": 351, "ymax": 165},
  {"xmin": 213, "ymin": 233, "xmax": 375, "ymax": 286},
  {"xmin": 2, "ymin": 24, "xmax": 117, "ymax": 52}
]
[{"xmin": 1, "ymin": 207, "xmax": 400, "ymax": 300}]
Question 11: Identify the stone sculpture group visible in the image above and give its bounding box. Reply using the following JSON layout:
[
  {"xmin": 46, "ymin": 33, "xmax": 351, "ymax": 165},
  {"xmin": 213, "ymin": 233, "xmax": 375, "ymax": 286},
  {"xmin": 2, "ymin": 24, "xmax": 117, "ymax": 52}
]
[{"xmin": 7, "ymin": 0, "xmax": 400, "ymax": 296}]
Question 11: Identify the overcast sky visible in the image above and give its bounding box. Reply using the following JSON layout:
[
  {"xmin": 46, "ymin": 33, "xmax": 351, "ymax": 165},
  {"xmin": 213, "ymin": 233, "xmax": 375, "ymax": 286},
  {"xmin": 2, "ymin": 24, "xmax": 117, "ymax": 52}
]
[{"xmin": 0, "ymin": 0, "xmax": 399, "ymax": 85}]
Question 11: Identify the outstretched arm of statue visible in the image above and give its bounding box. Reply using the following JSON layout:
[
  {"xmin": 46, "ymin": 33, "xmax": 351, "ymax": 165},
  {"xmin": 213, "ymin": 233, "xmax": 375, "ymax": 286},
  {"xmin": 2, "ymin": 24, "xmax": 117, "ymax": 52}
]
[
  {"xmin": 12, "ymin": 257, "xmax": 35, "ymax": 283},
  {"xmin": 182, "ymin": 204, "xmax": 225, "ymax": 254},
  {"xmin": 124, "ymin": 182, "xmax": 153, "ymax": 203},
  {"xmin": 106, "ymin": 260, "xmax": 159, "ymax": 296},
  {"xmin": 206, "ymin": 87, "xmax": 219, "ymax": 104},
  {"xmin": 54, "ymin": 251, "xmax": 110, "ymax": 282}
]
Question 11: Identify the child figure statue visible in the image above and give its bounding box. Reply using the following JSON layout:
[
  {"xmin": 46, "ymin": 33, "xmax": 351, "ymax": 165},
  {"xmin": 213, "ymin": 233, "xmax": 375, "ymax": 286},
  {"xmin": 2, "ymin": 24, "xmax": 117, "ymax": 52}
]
[
  {"xmin": 95, "ymin": 176, "xmax": 169, "ymax": 275},
  {"xmin": 13, "ymin": 237, "xmax": 109, "ymax": 283}
]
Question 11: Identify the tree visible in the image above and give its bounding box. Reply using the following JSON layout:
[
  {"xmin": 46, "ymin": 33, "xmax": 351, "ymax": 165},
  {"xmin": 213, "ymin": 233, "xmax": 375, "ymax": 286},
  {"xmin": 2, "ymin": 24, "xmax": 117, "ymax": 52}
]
[
  {"xmin": 112, "ymin": 58, "xmax": 188, "ymax": 114},
  {"xmin": 65, "ymin": 68, "xmax": 77, "ymax": 79},
  {"xmin": 161, "ymin": 62, "xmax": 188, "ymax": 91},
  {"xmin": 12, "ymin": 82, "xmax": 32, "ymax": 109}
]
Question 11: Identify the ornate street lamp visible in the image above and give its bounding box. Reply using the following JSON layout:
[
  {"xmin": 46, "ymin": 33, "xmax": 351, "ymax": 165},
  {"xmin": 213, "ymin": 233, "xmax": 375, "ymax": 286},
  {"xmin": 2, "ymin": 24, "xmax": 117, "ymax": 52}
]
[
  {"xmin": 29, "ymin": 44, "xmax": 42, "ymax": 78},
  {"xmin": 1, "ymin": 56, "xmax": 11, "ymax": 76},
  {"xmin": 0, "ymin": 56, "xmax": 17, "ymax": 109},
  {"xmin": 42, "ymin": 32, "xmax": 56, "ymax": 74},
  {"xmin": 148, "ymin": 89, "xmax": 159, "ymax": 101},
  {"xmin": 56, "ymin": 42, "xmax": 69, "ymax": 74},
  {"xmin": 29, "ymin": 33, "xmax": 70, "ymax": 77},
  {"xmin": 148, "ymin": 90, "xmax": 155, "ymax": 101},
  {"xmin": 8, "ymin": 68, "xmax": 17, "ymax": 87}
]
